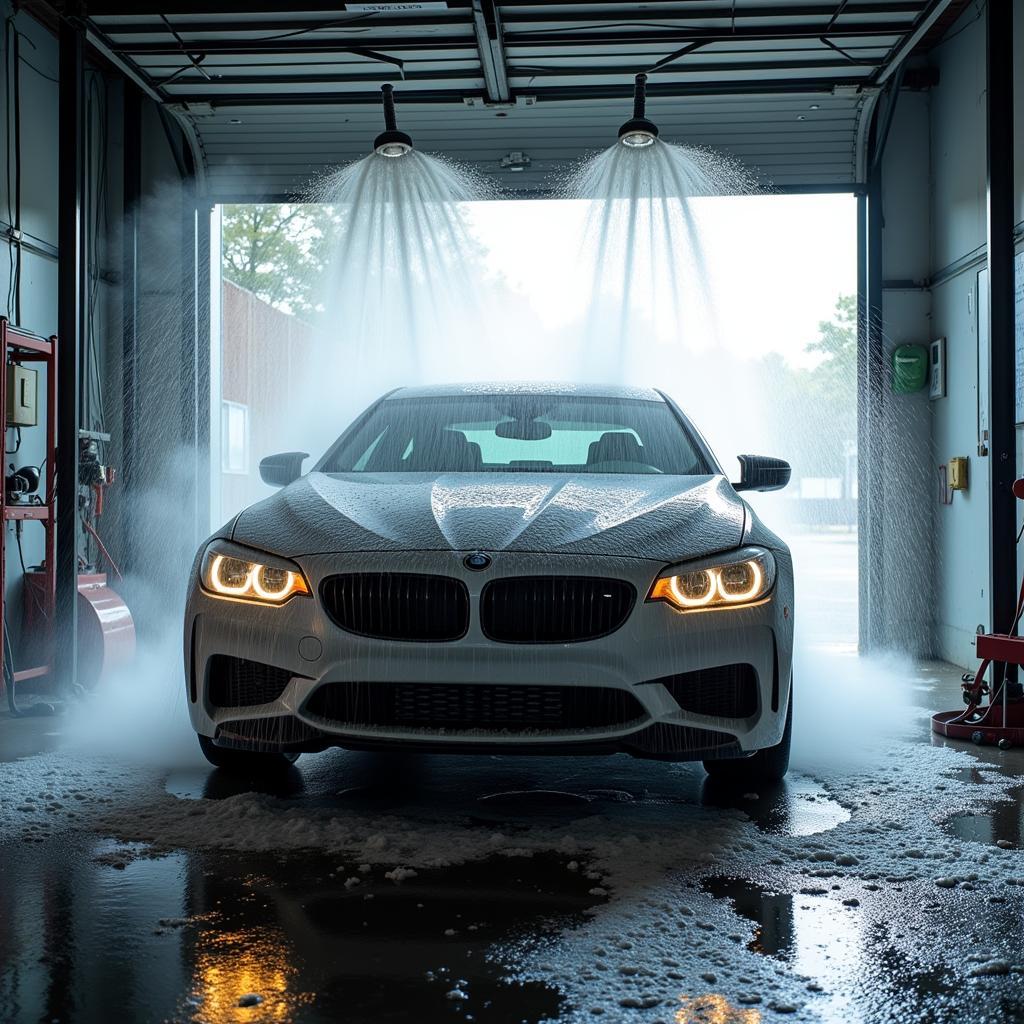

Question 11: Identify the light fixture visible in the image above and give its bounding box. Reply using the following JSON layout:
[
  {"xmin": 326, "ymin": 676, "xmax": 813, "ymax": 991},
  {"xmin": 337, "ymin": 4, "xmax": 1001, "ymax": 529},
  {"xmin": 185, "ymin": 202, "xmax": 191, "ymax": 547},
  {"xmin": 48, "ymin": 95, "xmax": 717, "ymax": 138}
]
[
  {"xmin": 618, "ymin": 72, "xmax": 659, "ymax": 147},
  {"xmin": 500, "ymin": 151, "xmax": 532, "ymax": 172},
  {"xmin": 201, "ymin": 544, "xmax": 310, "ymax": 605},
  {"xmin": 373, "ymin": 83, "xmax": 414, "ymax": 157},
  {"xmin": 648, "ymin": 549, "xmax": 776, "ymax": 612}
]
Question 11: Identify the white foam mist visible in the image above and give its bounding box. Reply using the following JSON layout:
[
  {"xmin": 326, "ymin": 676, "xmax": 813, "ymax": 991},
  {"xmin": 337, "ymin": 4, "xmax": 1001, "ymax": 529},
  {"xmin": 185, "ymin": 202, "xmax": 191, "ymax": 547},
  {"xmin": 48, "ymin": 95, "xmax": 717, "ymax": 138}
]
[
  {"xmin": 564, "ymin": 137, "xmax": 872, "ymax": 755},
  {"xmin": 289, "ymin": 150, "xmax": 502, "ymax": 457}
]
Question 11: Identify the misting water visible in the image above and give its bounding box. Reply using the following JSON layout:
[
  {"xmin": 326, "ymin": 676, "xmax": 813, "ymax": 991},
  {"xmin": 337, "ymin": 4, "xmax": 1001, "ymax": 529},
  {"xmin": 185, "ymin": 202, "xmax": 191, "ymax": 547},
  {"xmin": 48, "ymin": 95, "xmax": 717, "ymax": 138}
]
[
  {"xmin": 565, "ymin": 137, "xmax": 754, "ymax": 379},
  {"xmin": 290, "ymin": 151, "xmax": 497, "ymax": 457},
  {"xmin": 559, "ymin": 130, "xmax": 898, "ymax": 765}
]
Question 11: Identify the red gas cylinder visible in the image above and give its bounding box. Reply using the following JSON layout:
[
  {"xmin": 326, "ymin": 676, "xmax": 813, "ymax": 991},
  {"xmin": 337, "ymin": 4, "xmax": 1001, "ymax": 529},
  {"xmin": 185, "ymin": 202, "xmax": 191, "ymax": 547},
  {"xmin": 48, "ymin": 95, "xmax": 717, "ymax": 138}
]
[{"xmin": 76, "ymin": 574, "xmax": 136, "ymax": 690}]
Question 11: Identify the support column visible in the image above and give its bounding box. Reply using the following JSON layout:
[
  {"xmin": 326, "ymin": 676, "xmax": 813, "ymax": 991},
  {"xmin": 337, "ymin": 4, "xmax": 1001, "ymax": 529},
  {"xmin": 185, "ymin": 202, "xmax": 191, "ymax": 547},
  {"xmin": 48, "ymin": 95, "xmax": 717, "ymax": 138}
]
[
  {"xmin": 986, "ymin": 0, "xmax": 1016, "ymax": 637},
  {"xmin": 858, "ymin": 166, "xmax": 886, "ymax": 652},
  {"xmin": 195, "ymin": 203, "xmax": 211, "ymax": 539},
  {"xmin": 55, "ymin": 16, "xmax": 85, "ymax": 691},
  {"xmin": 121, "ymin": 84, "xmax": 142, "ymax": 573},
  {"xmin": 179, "ymin": 145, "xmax": 201, "ymax": 548}
]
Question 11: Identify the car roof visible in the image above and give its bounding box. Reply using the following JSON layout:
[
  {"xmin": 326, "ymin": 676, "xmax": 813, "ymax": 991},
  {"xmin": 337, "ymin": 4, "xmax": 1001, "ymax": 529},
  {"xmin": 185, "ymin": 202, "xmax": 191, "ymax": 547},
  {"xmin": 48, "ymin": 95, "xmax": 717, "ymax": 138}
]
[{"xmin": 387, "ymin": 382, "xmax": 665, "ymax": 402}]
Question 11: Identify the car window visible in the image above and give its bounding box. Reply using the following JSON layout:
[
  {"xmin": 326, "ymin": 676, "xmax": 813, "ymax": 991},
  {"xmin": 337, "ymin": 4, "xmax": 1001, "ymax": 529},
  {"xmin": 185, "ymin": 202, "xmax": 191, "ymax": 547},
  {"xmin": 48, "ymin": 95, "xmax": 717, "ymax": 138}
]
[{"xmin": 324, "ymin": 395, "xmax": 711, "ymax": 475}]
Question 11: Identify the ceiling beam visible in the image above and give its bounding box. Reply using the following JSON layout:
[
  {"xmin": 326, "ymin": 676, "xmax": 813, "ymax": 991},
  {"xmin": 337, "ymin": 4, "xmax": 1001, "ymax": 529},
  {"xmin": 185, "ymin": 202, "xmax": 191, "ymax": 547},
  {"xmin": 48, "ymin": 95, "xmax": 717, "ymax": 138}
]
[
  {"xmin": 105, "ymin": 24, "xmax": 913, "ymax": 55},
  {"xmin": 471, "ymin": 0, "xmax": 509, "ymax": 102},
  {"xmin": 165, "ymin": 78, "xmax": 865, "ymax": 106},
  {"xmin": 84, "ymin": 0, "xmax": 923, "ymax": 17},
  {"xmin": 157, "ymin": 57, "xmax": 877, "ymax": 91}
]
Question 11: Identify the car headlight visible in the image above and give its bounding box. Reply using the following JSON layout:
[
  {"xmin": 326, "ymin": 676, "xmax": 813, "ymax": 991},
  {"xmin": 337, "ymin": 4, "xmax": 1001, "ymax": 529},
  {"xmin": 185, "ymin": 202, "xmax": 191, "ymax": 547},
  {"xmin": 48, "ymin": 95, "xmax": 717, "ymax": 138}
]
[
  {"xmin": 200, "ymin": 542, "xmax": 310, "ymax": 605},
  {"xmin": 648, "ymin": 548, "xmax": 776, "ymax": 612}
]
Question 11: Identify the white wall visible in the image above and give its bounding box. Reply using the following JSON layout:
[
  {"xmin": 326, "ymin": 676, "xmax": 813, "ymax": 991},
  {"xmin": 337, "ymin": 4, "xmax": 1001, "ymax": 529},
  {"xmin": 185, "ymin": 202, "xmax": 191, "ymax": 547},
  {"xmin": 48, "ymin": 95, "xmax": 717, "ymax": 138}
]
[
  {"xmin": 922, "ymin": 1, "xmax": 1024, "ymax": 666},
  {"xmin": 877, "ymin": 90, "xmax": 934, "ymax": 656}
]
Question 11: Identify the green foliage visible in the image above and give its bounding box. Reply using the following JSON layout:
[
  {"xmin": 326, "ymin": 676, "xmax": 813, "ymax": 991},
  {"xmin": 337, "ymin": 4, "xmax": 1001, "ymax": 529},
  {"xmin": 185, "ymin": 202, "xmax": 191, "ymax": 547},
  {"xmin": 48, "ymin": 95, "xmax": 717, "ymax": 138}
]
[
  {"xmin": 221, "ymin": 204, "xmax": 342, "ymax": 318},
  {"xmin": 804, "ymin": 293, "xmax": 857, "ymax": 403},
  {"xmin": 756, "ymin": 294, "xmax": 858, "ymax": 479}
]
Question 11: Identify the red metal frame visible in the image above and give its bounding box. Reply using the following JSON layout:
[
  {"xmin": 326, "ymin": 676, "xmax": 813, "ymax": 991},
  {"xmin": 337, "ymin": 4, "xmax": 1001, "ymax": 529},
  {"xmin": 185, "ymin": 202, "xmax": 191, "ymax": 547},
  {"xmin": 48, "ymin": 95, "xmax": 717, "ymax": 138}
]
[
  {"xmin": 0, "ymin": 317, "xmax": 57, "ymax": 691},
  {"xmin": 932, "ymin": 493, "xmax": 1024, "ymax": 747}
]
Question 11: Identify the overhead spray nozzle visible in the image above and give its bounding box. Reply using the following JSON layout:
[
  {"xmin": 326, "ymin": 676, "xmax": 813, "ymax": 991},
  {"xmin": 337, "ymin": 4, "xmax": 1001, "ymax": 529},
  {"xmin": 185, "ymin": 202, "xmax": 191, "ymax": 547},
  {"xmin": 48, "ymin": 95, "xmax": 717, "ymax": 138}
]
[
  {"xmin": 374, "ymin": 83, "xmax": 414, "ymax": 157},
  {"xmin": 618, "ymin": 72, "xmax": 659, "ymax": 148}
]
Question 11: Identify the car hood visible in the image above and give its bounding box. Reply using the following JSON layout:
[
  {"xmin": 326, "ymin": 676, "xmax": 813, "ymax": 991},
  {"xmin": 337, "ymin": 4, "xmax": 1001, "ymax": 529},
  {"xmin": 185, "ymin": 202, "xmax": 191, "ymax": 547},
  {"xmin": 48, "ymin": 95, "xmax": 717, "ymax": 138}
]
[{"xmin": 230, "ymin": 472, "xmax": 747, "ymax": 564}]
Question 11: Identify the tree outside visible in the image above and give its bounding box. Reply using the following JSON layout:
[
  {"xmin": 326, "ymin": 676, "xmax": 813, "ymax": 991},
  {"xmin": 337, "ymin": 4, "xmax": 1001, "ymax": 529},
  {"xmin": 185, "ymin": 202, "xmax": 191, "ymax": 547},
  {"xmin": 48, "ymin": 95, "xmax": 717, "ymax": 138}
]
[{"xmin": 221, "ymin": 204, "xmax": 343, "ymax": 319}]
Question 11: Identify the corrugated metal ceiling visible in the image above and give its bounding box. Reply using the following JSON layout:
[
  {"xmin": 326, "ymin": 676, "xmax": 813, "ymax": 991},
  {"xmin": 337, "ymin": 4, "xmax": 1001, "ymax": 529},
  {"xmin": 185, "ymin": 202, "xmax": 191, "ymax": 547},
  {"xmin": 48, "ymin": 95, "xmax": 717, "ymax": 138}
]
[{"xmin": 78, "ymin": 1, "xmax": 958, "ymax": 198}]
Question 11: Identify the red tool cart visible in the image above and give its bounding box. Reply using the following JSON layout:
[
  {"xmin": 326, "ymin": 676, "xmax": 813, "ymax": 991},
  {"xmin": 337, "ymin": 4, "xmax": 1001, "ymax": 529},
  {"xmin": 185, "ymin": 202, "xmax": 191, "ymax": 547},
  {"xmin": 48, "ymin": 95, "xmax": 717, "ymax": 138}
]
[
  {"xmin": 932, "ymin": 478, "xmax": 1024, "ymax": 747},
  {"xmin": 0, "ymin": 316, "xmax": 56, "ymax": 698}
]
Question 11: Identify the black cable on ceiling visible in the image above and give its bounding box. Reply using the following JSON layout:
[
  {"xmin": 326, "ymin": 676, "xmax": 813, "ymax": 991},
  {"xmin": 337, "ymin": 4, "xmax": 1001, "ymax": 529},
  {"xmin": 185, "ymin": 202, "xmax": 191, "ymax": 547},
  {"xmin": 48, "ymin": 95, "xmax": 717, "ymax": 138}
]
[
  {"xmin": 819, "ymin": 35, "xmax": 876, "ymax": 66},
  {"xmin": 825, "ymin": 1, "xmax": 852, "ymax": 33},
  {"xmin": 243, "ymin": 13, "xmax": 375, "ymax": 43},
  {"xmin": 160, "ymin": 13, "xmax": 211, "ymax": 82}
]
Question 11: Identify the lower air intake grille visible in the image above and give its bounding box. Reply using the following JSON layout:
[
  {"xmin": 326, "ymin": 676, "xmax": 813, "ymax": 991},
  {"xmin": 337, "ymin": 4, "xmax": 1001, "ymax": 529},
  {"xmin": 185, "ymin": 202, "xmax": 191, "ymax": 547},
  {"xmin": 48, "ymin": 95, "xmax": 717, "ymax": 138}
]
[
  {"xmin": 656, "ymin": 664, "xmax": 760, "ymax": 719},
  {"xmin": 320, "ymin": 573, "xmax": 469, "ymax": 641},
  {"xmin": 304, "ymin": 682, "xmax": 646, "ymax": 733},
  {"xmin": 206, "ymin": 655, "xmax": 293, "ymax": 708},
  {"xmin": 480, "ymin": 576, "xmax": 635, "ymax": 643}
]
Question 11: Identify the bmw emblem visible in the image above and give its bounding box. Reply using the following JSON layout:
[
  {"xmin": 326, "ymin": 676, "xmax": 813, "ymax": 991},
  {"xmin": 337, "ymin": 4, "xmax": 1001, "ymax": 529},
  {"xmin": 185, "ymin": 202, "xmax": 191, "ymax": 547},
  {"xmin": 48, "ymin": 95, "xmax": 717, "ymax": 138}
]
[{"xmin": 464, "ymin": 551, "xmax": 491, "ymax": 571}]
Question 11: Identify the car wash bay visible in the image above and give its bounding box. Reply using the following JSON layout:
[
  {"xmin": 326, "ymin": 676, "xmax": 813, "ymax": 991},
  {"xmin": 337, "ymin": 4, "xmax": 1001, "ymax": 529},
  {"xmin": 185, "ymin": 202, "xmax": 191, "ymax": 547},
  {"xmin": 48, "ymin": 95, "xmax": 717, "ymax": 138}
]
[{"xmin": 2, "ymin": 2, "xmax": 1024, "ymax": 1022}]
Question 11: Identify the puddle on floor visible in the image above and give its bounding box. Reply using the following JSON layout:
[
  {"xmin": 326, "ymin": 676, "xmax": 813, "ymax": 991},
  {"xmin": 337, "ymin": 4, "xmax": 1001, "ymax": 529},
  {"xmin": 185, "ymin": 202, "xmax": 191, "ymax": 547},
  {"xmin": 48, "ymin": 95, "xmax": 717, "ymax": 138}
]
[
  {"xmin": 698, "ymin": 876, "xmax": 962, "ymax": 1020},
  {"xmin": 700, "ymin": 876, "xmax": 797, "ymax": 960},
  {"xmin": 700, "ymin": 776, "xmax": 849, "ymax": 837},
  {"xmin": 1, "ymin": 834, "xmax": 598, "ymax": 1024},
  {"xmin": 942, "ymin": 766, "xmax": 996, "ymax": 785},
  {"xmin": 943, "ymin": 784, "xmax": 1024, "ymax": 848},
  {"xmin": 176, "ymin": 850, "xmax": 596, "ymax": 1023}
]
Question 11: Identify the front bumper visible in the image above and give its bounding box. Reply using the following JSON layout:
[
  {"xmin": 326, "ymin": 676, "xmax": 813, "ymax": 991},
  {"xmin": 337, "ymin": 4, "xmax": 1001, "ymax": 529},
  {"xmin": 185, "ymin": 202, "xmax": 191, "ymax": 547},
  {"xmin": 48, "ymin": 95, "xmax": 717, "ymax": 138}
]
[{"xmin": 184, "ymin": 548, "xmax": 794, "ymax": 761}]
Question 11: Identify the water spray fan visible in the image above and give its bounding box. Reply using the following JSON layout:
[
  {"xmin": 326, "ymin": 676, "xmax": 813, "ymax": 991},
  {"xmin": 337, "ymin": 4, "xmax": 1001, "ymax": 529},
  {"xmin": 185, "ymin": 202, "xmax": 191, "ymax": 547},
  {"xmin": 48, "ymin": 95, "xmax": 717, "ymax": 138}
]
[
  {"xmin": 374, "ymin": 84, "xmax": 414, "ymax": 158},
  {"xmin": 618, "ymin": 73, "xmax": 659, "ymax": 148}
]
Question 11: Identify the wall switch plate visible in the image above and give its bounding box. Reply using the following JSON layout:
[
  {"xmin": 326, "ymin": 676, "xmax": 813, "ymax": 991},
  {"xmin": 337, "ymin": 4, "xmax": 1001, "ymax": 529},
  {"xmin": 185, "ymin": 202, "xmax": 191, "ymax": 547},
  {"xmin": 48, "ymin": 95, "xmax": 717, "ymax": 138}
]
[
  {"xmin": 949, "ymin": 456, "xmax": 969, "ymax": 491},
  {"xmin": 6, "ymin": 363, "xmax": 37, "ymax": 426}
]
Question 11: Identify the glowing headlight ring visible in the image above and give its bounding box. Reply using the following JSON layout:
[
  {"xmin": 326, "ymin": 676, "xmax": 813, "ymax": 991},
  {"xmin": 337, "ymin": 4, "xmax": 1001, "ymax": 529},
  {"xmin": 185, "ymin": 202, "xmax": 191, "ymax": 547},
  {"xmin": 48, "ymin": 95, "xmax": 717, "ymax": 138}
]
[
  {"xmin": 717, "ymin": 559, "xmax": 763, "ymax": 603},
  {"xmin": 251, "ymin": 567, "xmax": 297, "ymax": 602},
  {"xmin": 667, "ymin": 569, "xmax": 718, "ymax": 608},
  {"xmin": 209, "ymin": 554, "xmax": 255, "ymax": 597}
]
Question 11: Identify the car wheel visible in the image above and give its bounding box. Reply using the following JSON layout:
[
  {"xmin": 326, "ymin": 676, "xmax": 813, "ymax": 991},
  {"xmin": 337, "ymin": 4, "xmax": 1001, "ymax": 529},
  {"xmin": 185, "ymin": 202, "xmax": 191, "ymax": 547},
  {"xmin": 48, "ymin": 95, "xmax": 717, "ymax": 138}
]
[
  {"xmin": 703, "ymin": 684, "xmax": 792, "ymax": 785},
  {"xmin": 198, "ymin": 734, "xmax": 300, "ymax": 772}
]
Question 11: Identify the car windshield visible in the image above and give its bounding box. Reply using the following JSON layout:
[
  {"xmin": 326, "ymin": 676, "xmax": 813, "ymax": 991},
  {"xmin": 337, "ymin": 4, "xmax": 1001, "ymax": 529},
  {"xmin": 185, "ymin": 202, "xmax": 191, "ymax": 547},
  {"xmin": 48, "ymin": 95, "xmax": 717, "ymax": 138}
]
[{"xmin": 321, "ymin": 395, "xmax": 712, "ymax": 475}]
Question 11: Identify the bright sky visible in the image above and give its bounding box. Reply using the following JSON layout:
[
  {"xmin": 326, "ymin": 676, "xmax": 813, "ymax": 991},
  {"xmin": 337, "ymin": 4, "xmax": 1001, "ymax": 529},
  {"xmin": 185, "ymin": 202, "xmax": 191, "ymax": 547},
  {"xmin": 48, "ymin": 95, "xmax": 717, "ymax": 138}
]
[{"xmin": 465, "ymin": 193, "xmax": 857, "ymax": 369}]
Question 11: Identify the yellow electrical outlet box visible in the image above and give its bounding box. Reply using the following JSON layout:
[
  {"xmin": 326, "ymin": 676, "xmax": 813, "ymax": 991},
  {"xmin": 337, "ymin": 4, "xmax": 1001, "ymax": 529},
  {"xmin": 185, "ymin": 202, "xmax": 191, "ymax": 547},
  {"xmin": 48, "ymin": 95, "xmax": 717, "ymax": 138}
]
[
  {"xmin": 949, "ymin": 456, "xmax": 969, "ymax": 491},
  {"xmin": 6, "ymin": 363, "xmax": 37, "ymax": 426}
]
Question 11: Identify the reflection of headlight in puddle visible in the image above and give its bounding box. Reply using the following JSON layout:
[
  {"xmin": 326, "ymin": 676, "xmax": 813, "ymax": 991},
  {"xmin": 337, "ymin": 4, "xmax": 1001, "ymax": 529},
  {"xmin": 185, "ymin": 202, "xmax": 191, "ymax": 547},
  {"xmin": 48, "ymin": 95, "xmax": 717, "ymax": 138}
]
[
  {"xmin": 190, "ymin": 927, "xmax": 309, "ymax": 1021},
  {"xmin": 676, "ymin": 993, "xmax": 763, "ymax": 1023}
]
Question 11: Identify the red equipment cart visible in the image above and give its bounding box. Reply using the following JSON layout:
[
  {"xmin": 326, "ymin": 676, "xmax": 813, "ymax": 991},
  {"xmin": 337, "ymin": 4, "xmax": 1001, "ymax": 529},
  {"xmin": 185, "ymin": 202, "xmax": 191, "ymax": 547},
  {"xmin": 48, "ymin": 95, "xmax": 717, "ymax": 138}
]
[{"xmin": 932, "ymin": 478, "xmax": 1024, "ymax": 747}]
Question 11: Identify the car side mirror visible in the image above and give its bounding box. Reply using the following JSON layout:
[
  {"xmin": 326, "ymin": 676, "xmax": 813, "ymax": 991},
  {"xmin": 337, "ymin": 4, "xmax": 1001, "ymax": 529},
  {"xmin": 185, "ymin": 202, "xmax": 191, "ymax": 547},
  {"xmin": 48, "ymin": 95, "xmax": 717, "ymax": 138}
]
[
  {"xmin": 259, "ymin": 451, "xmax": 309, "ymax": 488},
  {"xmin": 734, "ymin": 454, "xmax": 791, "ymax": 492}
]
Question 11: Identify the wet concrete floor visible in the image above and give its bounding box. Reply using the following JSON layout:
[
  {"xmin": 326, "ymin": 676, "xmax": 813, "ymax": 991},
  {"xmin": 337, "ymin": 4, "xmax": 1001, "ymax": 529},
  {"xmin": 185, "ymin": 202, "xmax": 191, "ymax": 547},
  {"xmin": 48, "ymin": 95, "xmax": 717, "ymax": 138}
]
[{"xmin": 2, "ymin": 656, "xmax": 1024, "ymax": 1023}]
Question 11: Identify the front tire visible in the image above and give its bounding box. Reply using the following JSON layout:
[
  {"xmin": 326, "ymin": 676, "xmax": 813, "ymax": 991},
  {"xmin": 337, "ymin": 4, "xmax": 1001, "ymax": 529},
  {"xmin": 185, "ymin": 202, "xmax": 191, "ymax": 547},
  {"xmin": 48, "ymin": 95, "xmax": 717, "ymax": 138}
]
[
  {"xmin": 198, "ymin": 734, "xmax": 300, "ymax": 772},
  {"xmin": 703, "ymin": 685, "xmax": 792, "ymax": 785}
]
